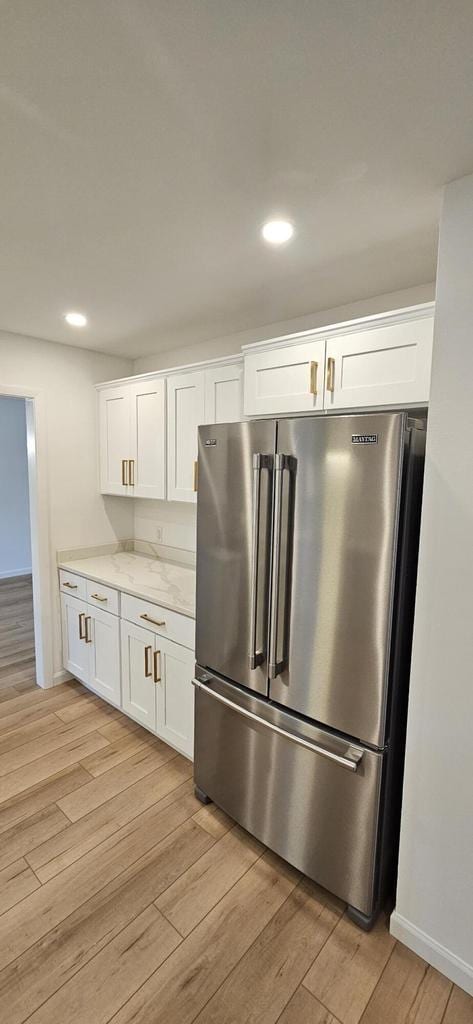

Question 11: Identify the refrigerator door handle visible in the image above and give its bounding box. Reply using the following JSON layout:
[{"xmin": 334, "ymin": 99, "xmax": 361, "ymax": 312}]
[
  {"xmin": 268, "ymin": 453, "xmax": 294, "ymax": 679},
  {"xmin": 249, "ymin": 453, "xmax": 273, "ymax": 670},
  {"xmin": 193, "ymin": 679, "xmax": 363, "ymax": 772}
]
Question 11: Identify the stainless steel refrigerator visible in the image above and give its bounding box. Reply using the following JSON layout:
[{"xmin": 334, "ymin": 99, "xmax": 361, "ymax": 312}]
[{"xmin": 193, "ymin": 412, "xmax": 425, "ymax": 928}]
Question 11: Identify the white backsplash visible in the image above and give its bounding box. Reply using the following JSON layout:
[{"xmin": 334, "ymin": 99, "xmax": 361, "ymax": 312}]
[{"xmin": 134, "ymin": 498, "xmax": 197, "ymax": 553}]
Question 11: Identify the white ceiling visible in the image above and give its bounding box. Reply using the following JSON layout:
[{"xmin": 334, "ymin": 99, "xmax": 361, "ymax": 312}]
[{"xmin": 1, "ymin": 1, "xmax": 473, "ymax": 358}]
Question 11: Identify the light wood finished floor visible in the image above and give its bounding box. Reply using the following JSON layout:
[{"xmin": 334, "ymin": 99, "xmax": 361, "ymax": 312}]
[{"xmin": 0, "ymin": 577, "xmax": 471, "ymax": 1023}]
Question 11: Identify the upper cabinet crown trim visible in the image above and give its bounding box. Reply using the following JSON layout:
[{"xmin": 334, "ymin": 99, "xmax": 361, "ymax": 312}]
[
  {"xmin": 95, "ymin": 353, "xmax": 243, "ymax": 391},
  {"xmin": 240, "ymin": 302, "xmax": 435, "ymax": 355}
]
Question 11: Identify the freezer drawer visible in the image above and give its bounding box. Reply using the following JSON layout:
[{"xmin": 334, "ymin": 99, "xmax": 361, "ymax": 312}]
[{"xmin": 194, "ymin": 672, "xmax": 384, "ymax": 916}]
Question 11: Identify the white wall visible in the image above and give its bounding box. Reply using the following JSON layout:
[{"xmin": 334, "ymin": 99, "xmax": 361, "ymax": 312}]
[
  {"xmin": 391, "ymin": 175, "xmax": 473, "ymax": 995},
  {"xmin": 0, "ymin": 397, "xmax": 31, "ymax": 578},
  {"xmin": 0, "ymin": 331, "xmax": 133, "ymax": 682},
  {"xmin": 133, "ymin": 282, "xmax": 434, "ymax": 374}
]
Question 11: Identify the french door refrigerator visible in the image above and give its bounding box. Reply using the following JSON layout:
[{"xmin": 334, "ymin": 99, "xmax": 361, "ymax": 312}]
[{"xmin": 194, "ymin": 412, "xmax": 425, "ymax": 928}]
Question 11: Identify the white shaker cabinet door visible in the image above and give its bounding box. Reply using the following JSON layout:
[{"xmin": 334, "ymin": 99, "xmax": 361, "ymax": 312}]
[
  {"xmin": 129, "ymin": 377, "xmax": 166, "ymax": 499},
  {"xmin": 87, "ymin": 606, "xmax": 121, "ymax": 708},
  {"xmin": 99, "ymin": 386, "xmax": 131, "ymax": 495},
  {"xmin": 120, "ymin": 620, "xmax": 157, "ymax": 730},
  {"xmin": 167, "ymin": 371, "xmax": 205, "ymax": 503},
  {"xmin": 244, "ymin": 338, "xmax": 326, "ymax": 416},
  {"xmin": 205, "ymin": 363, "xmax": 243, "ymax": 423},
  {"xmin": 324, "ymin": 317, "xmax": 434, "ymax": 410},
  {"xmin": 155, "ymin": 638, "xmax": 195, "ymax": 758},
  {"xmin": 61, "ymin": 593, "xmax": 89, "ymax": 685}
]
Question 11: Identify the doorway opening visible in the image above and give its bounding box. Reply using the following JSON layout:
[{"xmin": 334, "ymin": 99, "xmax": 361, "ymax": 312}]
[
  {"xmin": 0, "ymin": 396, "xmax": 36, "ymax": 693},
  {"xmin": 0, "ymin": 386, "xmax": 53, "ymax": 692}
]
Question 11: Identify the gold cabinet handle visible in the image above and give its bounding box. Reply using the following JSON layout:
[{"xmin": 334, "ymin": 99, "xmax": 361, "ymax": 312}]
[
  {"xmin": 78, "ymin": 612, "xmax": 86, "ymax": 640},
  {"xmin": 309, "ymin": 360, "xmax": 318, "ymax": 396},
  {"xmin": 144, "ymin": 644, "xmax": 152, "ymax": 678},
  {"xmin": 140, "ymin": 613, "xmax": 166, "ymax": 627},
  {"xmin": 326, "ymin": 357, "xmax": 335, "ymax": 393},
  {"xmin": 63, "ymin": 581, "xmax": 78, "ymax": 589},
  {"xmin": 153, "ymin": 649, "xmax": 162, "ymax": 683},
  {"xmin": 90, "ymin": 593, "xmax": 108, "ymax": 602},
  {"xmin": 84, "ymin": 616, "xmax": 92, "ymax": 643},
  {"xmin": 193, "ymin": 459, "xmax": 198, "ymax": 492},
  {"xmin": 128, "ymin": 459, "xmax": 135, "ymax": 486},
  {"xmin": 122, "ymin": 459, "xmax": 129, "ymax": 486}
]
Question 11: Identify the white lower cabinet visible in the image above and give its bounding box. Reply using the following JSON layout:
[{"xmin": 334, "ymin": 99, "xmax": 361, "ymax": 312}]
[
  {"xmin": 120, "ymin": 618, "xmax": 194, "ymax": 757},
  {"xmin": 62, "ymin": 579, "xmax": 195, "ymax": 759},
  {"xmin": 156, "ymin": 639, "xmax": 194, "ymax": 756},
  {"xmin": 121, "ymin": 620, "xmax": 157, "ymax": 731},
  {"xmin": 61, "ymin": 593, "xmax": 89, "ymax": 685},
  {"xmin": 87, "ymin": 606, "xmax": 121, "ymax": 707},
  {"xmin": 61, "ymin": 593, "xmax": 121, "ymax": 707}
]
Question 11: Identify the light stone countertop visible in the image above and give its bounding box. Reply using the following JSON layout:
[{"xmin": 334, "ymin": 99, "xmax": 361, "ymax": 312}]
[{"xmin": 58, "ymin": 551, "xmax": 196, "ymax": 618}]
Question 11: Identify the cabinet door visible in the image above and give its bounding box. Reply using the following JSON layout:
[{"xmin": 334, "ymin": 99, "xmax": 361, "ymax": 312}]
[
  {"xmin": 99, "ymin": 386, "xmax": 131, "ymax": 495},
  {"xmin": 324, "ymin": 316, "xmax": 434, "ymax": 410},
  {"xmin": 155, "ymin": 638, "xmax": 195, "ymax": 758},
  {"xmin": 244, "ymin": 338, "xmax": 325, "ymax": 415},
  {"xmin": 61, "ymin": 593, "xmax": 89, "ymax": 685},
  {"xmin": 205, "ymin": 363, "xmax": 243, "ymax": 423},
  {"xmin": 87, "ymin": 607, "xmax": 121, "ymax": 708},
  {"xmin": 167, "ymin": 371, "xmax": 205, "ymax": 503},
  {"xmin": 120, "ymin": 620, "xmax": 156, "ymax": 730},
  {"xmin": 129, "ymin": 378, "xmax": 166, "ymax": 499}
]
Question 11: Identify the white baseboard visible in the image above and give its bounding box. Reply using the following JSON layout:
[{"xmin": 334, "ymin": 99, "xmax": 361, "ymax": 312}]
[
  {"xmin": 390, "ymin": 911, "xmax": 473, "ymax": 997},
  {"xmin": 0, "ymin": 567, "xmax": 32, "ymax": 579},
  {"xmin": 53, "ymin": 669, "xmax": 73, "ymax": 686}
]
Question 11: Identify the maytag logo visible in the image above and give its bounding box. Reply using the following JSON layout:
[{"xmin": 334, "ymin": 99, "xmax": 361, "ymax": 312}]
[
  {"xmin": 204, "ymin": 438, "xmax": 217, "ymax": 446},
  {"xmin": 352, "ymin": 433, "xmax": 378, "ymax": 445}
]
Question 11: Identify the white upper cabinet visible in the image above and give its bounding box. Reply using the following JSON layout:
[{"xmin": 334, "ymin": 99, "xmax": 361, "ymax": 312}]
[
  {"xmin": 243, "ymin": 308, "xmax": 434, "ymax": 416},
  {"xmin": 129, "ymin": 378, "xmax": 166, "ymax": 499},
  {"xmin": 324, "ymin": 316, "xmax": 434, "ymax": 410},
  {"xmin": 99, "ymin": 386, "xmax": 131, "ymax": 495},
  {"xmin": 99, "ymin": 376, "xmax": 166, "ymax": 498},
  {"xmin": 205, "ymin": 362, "xmax": 243, "ymax": 423},
  {"xmin": 244, "ymin": 338, "xmax": 326, "ymax": 416},
  {"xmin": 167, "ymin": 370, "xmax": 205, "ymax": 503}
]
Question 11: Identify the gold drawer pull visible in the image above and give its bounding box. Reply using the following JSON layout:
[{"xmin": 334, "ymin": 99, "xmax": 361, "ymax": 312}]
[
  {"xmin": 144, "ymin": 645, "xmax": 152, "ymax": 678},
  {"xmin": 91, "ymin": 593, "xmax": 108, "ymax": 602},
  {"xmin": 128, "ymin": 459, "xmax": 135, "ymax": 486},
  {"xmin": 84, "ymin": 616, "xmax": 92, "ymax": 643},
  {"xmin": 78, "ymin": 612, "xmax": 86, "ymax": 640},
  {"xmin": 193, "ymin": 459, "xmax": 198, "ymax": 492},
  {"xmin": 153, "ymin": 650, "xmax": 161, "ymax": 683},
  {"xmin": 63, "ymin": 581, "xmax": 78, "ymax": 589},
  {"xmin": 326, "ymin": 357, "xmax": 335, "ymax": 393},
  {"xmin": 122, "ymin": 459, "xmax": 128, "ymax": 486},
  {"xmin": 140, "ymin": 613, "xmax": 166, "ymax": 627},
  {"xmin": 309, "ymin": 360, "xmax": 318, "ymax": 396}
]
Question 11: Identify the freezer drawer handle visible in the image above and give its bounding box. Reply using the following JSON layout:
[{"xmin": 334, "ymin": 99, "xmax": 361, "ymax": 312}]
[
  {"xmin": 193, "ymin": 679, "xmax": 363, "ymax": 772},
  {"xmin": 249, "ymin": 453, "xmax": 273, "ymax": 670}
]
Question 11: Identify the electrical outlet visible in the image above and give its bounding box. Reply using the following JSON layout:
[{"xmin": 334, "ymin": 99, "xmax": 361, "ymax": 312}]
[{"xmin": 156, "ymin": 526, "xmax": 163, "ymax": 543}]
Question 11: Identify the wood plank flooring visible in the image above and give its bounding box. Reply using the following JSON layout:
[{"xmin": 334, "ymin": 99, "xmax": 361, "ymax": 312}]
[{"xmin": 0, "ymin": 575, "xmax": 471, "ymax": 1023}]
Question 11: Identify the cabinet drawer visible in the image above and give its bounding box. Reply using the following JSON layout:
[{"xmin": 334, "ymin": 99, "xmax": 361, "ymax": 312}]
[
  {"xmin": 59, "ymin": 570, "xmax": 87, "ymax": 600},
  {"xmin": 86, "ymin": 580, "xmax": 120, "ymax": 616},
  {"xmin": 121, "ymin": 593, "xmax": 194, "ymax": 649}
]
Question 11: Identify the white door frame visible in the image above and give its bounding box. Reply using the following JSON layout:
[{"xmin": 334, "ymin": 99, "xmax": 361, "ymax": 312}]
[{"xmin": 0, "ymin": 383, "xmax": 55, "ymax": 688}]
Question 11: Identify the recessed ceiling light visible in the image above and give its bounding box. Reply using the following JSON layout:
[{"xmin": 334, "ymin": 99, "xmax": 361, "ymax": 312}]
[
  {"xmin": 64, "ymin": 311, "xmax": 87, "ymax": 327},
  {"xmin": 261, "ymin": 219, "xmax": 294, "ymax": 245}
]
